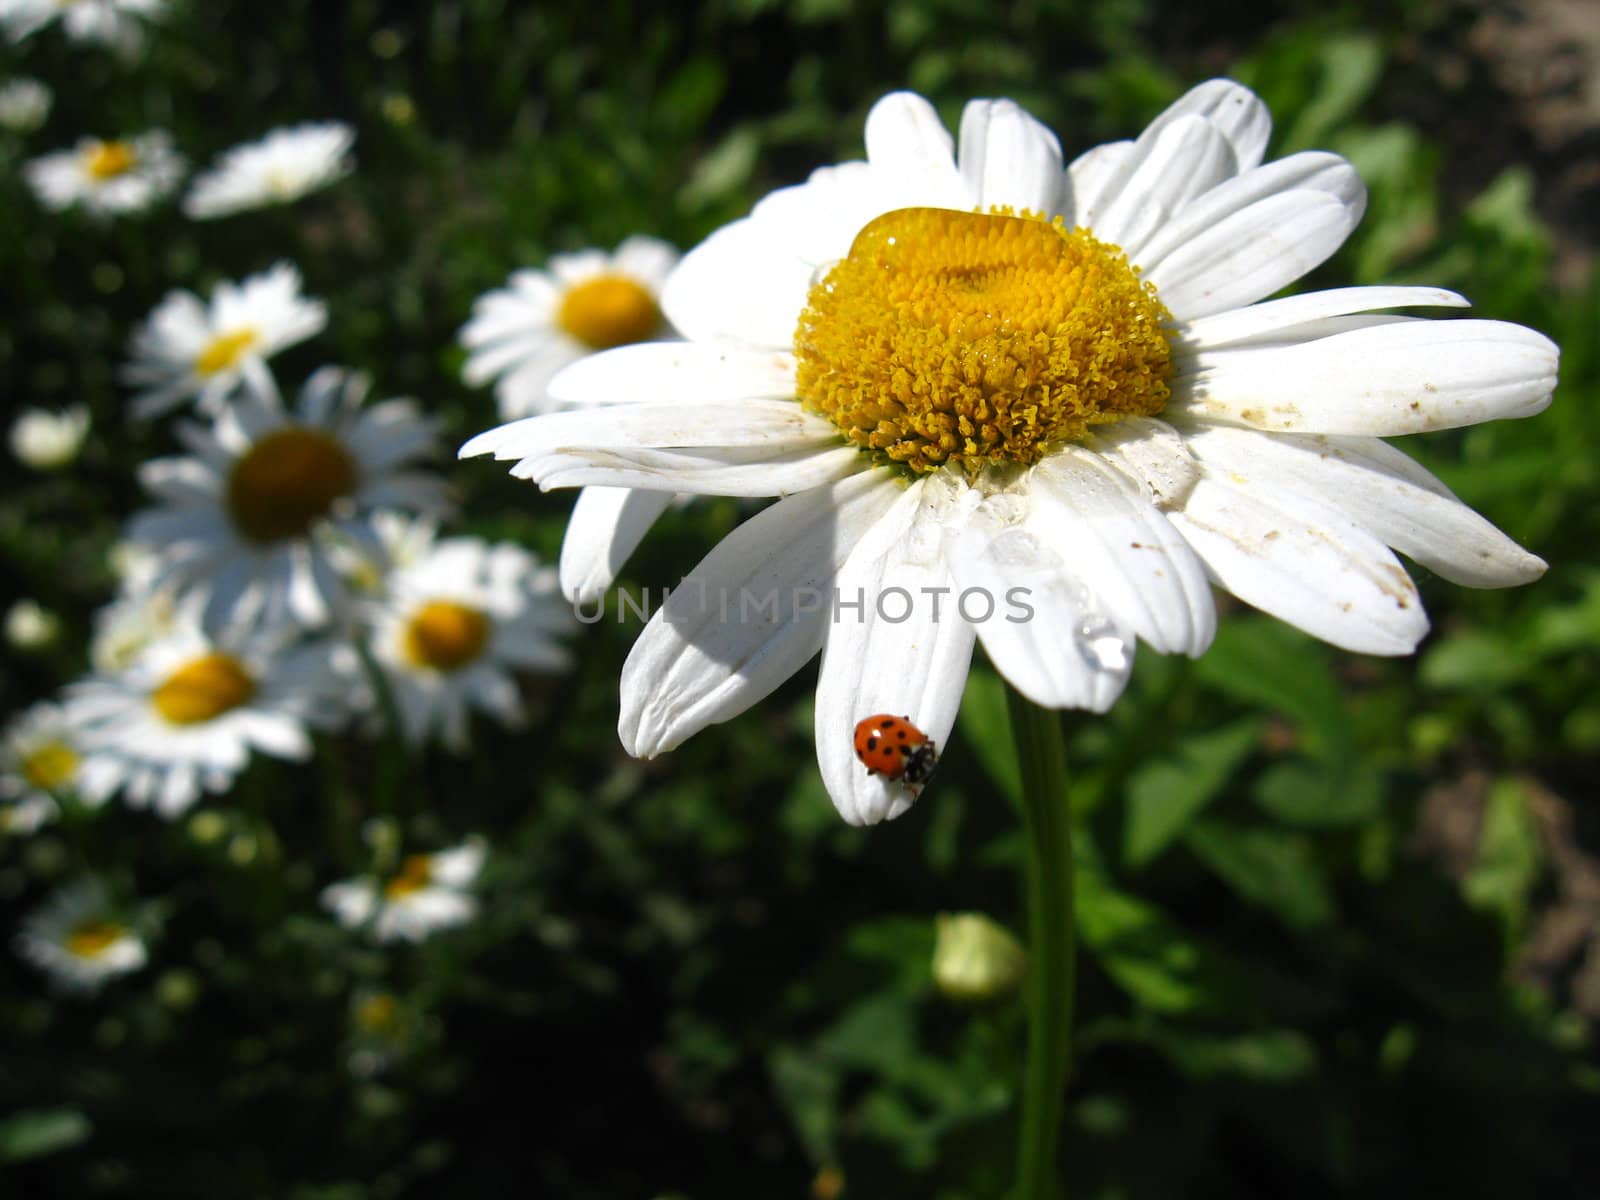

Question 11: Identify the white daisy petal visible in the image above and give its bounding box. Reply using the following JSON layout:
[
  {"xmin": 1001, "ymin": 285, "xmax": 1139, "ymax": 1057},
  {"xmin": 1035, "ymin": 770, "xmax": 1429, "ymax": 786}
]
[
  {"xmin": 1084, "ymin": 417, "xmax": 1202, "ymax": 511},
  {"xmin": 1169, "ymin": 473, "xmax": 1429, "ymax": 655},
  {"xmin": 560, "ymin": 486, "xmax": 677, "ymax": 605},
  {"xmin": 1030, "ymin": 447, "xmax": 1216, "ymax": 656},
  {"xmin": 525, "ymin": 443, "xmax": 864, "ymax": 497},
  {"xmin": 864, "ymin": 91, "xmax": 967, "ymax": 207},
  {"xmin": 1175, "ymin": 420, "xmax": 1545, "ymax": 587},
  {"xmin": 957, "ymin": 98, "xmax": 1064, "ymax": 214},
  {"xmin": 1152, "ymin": 78, "xmax": 1272, "ymax": 173},
  {"xmin": 1089, "ymin": 116, "xmax": 1235, "ymax": 256},
  {"xmin": 1063, "ymin": 139, "xmax": 1133, "ymax": 228},
  {"xmin": 619, "ymin": 468, "xmax": 899, "ymax": 758},
  {"xmin": 546, "ymin": 342, "xmax": 797, "ymax": 409},
  {"xmin": 815, "ymin": 478, "xmax": 977, "ymax": 826},
  {"xmin": 1144, "ymin": 189, "xmax": 1360, "ymax": 321},
  {"xmin": 1131, "ymin": 150, "xmax": 1364, "ymax": 274},
  {"xmin": 461, "ymin": 399, "xmax": 838, "ymax": 466},
  {"xmin": 662, "ymin": 217, "xmax": 813, "ymax": 349},
  {"xmin": 1182, "ymin": 285, "xmax": 1470, "ymax": 349},
  {"xmin": 949, "ymin": 494, "xmax": 1134, "ymax": 712},
  {"xmin": 1173, "ymin": 319, "xmax": 1559, "ymax": 434}
]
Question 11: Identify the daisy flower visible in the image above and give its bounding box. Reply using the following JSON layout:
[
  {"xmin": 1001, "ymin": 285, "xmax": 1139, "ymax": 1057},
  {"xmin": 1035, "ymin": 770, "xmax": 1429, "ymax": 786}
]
[
  {"xmin": 25, "ymin": 130, "xmax": 183, "ymax": 217},
  {"xmin": 10, "ymin": 404, "xmax": 90, "ymax": 470},
  {"xmin": 360, "ymin": 529, "xmax": 575, "ymax": 751},
  {"xmin": 321, "ymin": 837, "xmax": 485, "ymax": 943},
  {"xmin": 66, "ymin": 611, "xmax": 340, "ymax": 818},
  {"xmin": 127, "ymin": 366, "xmax": 450, "ymax": 634},
  {"xmin": 460, "ymin": 236, "xmax": 680, "ymax": 421},
  {"xmin": 0, "ymin": 77, "xmax": 51, "ymax": 132},
  {"xmin": 0, "ymin": 0, "xmax": 162, "ymax": 48},
  {"xmin": 183, "ymin": 122, "xmax": 354, "ymax": 220},
  {"xmin": 91, "ymin": 542, "xmax": 182, "ymax": 673},
  {"xmin": 15, "ymin": 879, "xmax": 148, "ymax": 992},
  {"xmin": 122, "ymin": 262, "xmax": 327, "ymax": 419},
  {"xmin": 0, "ymin": 702, "xmax": 116, "ymax": 834},
  {"xmin": 463, "ymin": 81, "xmax": 1558, "ymax": 826}
]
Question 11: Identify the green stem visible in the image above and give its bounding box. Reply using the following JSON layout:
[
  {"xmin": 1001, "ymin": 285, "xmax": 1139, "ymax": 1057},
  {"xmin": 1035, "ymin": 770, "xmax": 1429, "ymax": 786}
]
[{"xmin": 1007, "ymin": 684, "xmax": 1076, "ymax": 1200}]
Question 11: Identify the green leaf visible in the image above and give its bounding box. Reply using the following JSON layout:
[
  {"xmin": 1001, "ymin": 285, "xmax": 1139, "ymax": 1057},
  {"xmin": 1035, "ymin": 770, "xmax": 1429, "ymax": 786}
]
[
  {"xmin": 1462, "ymin": 777, "xmax": 1543, "ymax": 942},
  {"xmin": 0, "ymin": 1108, "xmax": 91, "ymax": 1162},
  {"xmin": 1192, "ymin": 618, "xmax": 1349, "ymax": 756},
  {"xmin": 768, "ymin": 1045, "xmax": 838, "ymax": 1166},
  {"xmin": 1253, "ymin": 759, "xmax": 1384, "ymax": 827},
  {"xmin": 1075, "ymin": 865, "xmax": 1325, "ymax": 1019},
  {"xmin": 1185, "ymin": 819, "xmax": 1337, "ymax": 931},
  {"xmin": 1419, "ymin": 629, "xmax": 1528, "ymax": 691},
  {"xmin": 1280, "ymin": 32, "xmax": 1384, "ymax": 150},
  {"xmin": 1122, "ymin": 720, "xmax": 1261, "ymax": 867}
]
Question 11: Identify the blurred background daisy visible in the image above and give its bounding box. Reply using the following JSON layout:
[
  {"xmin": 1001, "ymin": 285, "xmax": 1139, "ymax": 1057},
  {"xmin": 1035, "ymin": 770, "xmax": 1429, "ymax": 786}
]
[
  {"xmin": 183, "ymin": 121, "xmax": 354, "ymax": 220},
  {"xmin": 14, "ymin": 879, "xmax": 149, "ymax": 992},
  {"xmin": 25, "ymin": 130, "xmax": 183, "ymax": 217},
  {"xmin": 121, "ymin": 262, "xmax": 327, "ymax": 419},
  {"xmin": 459, "ymin": 236, "xmax": 679, "ymax": 421}
]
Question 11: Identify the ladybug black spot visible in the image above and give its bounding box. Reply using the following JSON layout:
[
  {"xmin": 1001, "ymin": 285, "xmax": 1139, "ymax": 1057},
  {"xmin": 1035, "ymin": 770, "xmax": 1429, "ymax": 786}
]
[
  {"xmin": 897, "ymin": 730, "xmax": 907, "ymax": 741},
  {"xmin": 866, "ymin": 735, "xmax": 879, "ymax": 751}
]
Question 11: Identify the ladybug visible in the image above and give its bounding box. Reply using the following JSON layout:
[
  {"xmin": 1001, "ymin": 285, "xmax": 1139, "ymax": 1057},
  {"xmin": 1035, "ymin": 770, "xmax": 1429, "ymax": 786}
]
[{"xmin": 853, "ymin": 714, "xmax": 939, "ymax": 787}]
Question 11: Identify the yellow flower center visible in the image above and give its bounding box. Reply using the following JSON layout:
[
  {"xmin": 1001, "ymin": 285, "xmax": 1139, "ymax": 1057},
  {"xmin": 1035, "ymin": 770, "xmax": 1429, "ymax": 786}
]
[
  {"xmin": 557, "ymin": 274, "xmax": 662, "ymax": 350},
  {"xmin": 355, "ymin": 993, "xmax": 401, "ymax": 1032},
  {"xmin": 384, "ymin": 854, "xmax": 433, "ymax": 899},
  {"xmin": 66, "ymin": 920, "xmax": 125, "ymax": 960},
  {"xmin": 226, "ymin": 427, "xmax": 358, "ymax": 543},
  {"xmin": 795, "ymin": 207, "xmax": 1173, "ymax": 474},
  {"xmin": 84, "ymin": 140, "xmax": 137, "ymax": 181},
  {"xmin": 21, "ymin": 740, "xmax": 79, "ymax": 791},
  {"xmin": 402, "ymin": 600, "xmax": 490, "ymax": 672},
  {"xmin": 194, "ymin": 328, "xmax": 260, "ymax": 377},
  {"xmin": 150, "ymin": 653, "xmax": 257, "ymax": 725}
]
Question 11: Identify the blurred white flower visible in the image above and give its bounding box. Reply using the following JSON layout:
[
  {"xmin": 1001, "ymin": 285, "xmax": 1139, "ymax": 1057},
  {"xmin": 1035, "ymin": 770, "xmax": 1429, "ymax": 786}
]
[
  {"xmin": 5, "ymin": 598, "xmax": 62, "ymax": 651},
  {"xmin": 183, "ymin": 122, "xmax": 354, "ymax": 220},
  {"xmin": 90, "ymin": 550, "xmax": 184, "ymax": 674},
  {"xmin": 25, "ymin": 130, "xmax": 183, "ymax": 217},
  {"xmin": 15, "ymin": 879, "xmax": 147, "ymax": 992},
  {"xmin": 321, "ymin": 837, "xmax": 485, "ymax": 943},
  {"xmin": 66, "ymin": 612, "xmax": 341, "ymax": 818},
  {"xmin": 0, "ymin": 702, "xmax": 117, "ymax": 834},
  {"xmin": 460, "ymin": 236, "xmax": 679, "ymax": 421},
  {"xmin": 0, "ymin": 77, "xmax": 51, "ymax": 132},
  {"xmin": 127, "ymin": 366, "xmax": 450, "ymax": 635},
  {"xmin": 10, "ymin": 404, "xmax": 89, "ymax": 469},
  {"xmin": 359, "ymin": 530, "xmax": 575, "ymax": 751},
  {"xmin": 325, "ymin": 509, "xmax": 436, "ymax": 599},
  {"xmin": 122, "ymin": 262, "xmax": 327, "ymax": 419},
  {"xmin": 0, "ymin": 0, "xmax": 163, "ymax": 48}
]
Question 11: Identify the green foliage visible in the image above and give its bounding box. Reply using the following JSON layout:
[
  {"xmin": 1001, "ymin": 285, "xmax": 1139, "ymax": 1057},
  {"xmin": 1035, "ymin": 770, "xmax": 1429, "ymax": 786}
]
[{"xmin": 1, "ymin": 1, "xmax": 1597, "ymax": 1197}]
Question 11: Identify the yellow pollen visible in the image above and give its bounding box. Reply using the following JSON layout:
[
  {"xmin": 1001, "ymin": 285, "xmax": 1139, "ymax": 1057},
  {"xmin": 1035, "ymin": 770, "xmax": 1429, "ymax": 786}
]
[
  {"xmin": 402, "ymin": 600, "xmax": 491, "ymax": 672},
  {"xmin": 385, "ymin": 854, "xmax": 433, "ymax": 899},
  {"xmin": 795, "ymin": 207, "xmax": 1173, "ymax": 474},
  {"xmin": 84, "ymin": 140, "xmax": 137, "ymax": 181},
  {"xmin": 557, "ymin": 274, "xmax": 661, "ymax": 350},
  {"xmin": 66, "ymin": 920, "xmax": 125, "ymax": 960},
  {"xmin": 195, "ymin": 328, "xmax": 260, "ymax": 377},
  {"xmin": 21, "ymin": 740, "xmax": 79, "ymax": 791},
  {"xmin": 226, "ymin": 427, "xmax": 358, "ymax": 543},
  {"xmin": 150, "ymin": 653, "xmax": 256, "ymax": 725}
]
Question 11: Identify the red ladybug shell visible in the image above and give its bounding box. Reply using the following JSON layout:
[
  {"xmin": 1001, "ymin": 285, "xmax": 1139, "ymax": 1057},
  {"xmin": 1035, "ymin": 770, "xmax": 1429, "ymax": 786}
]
[{"xmin": 853, "ymin": 714, "xmax": 939, "ymax": 786}]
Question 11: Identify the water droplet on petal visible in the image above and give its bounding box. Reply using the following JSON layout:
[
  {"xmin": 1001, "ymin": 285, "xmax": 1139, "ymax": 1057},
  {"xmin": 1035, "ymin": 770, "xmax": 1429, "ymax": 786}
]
[{"xmin": 1076, "ymin": 615, "xmax": 1130, "ymax": 674}]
